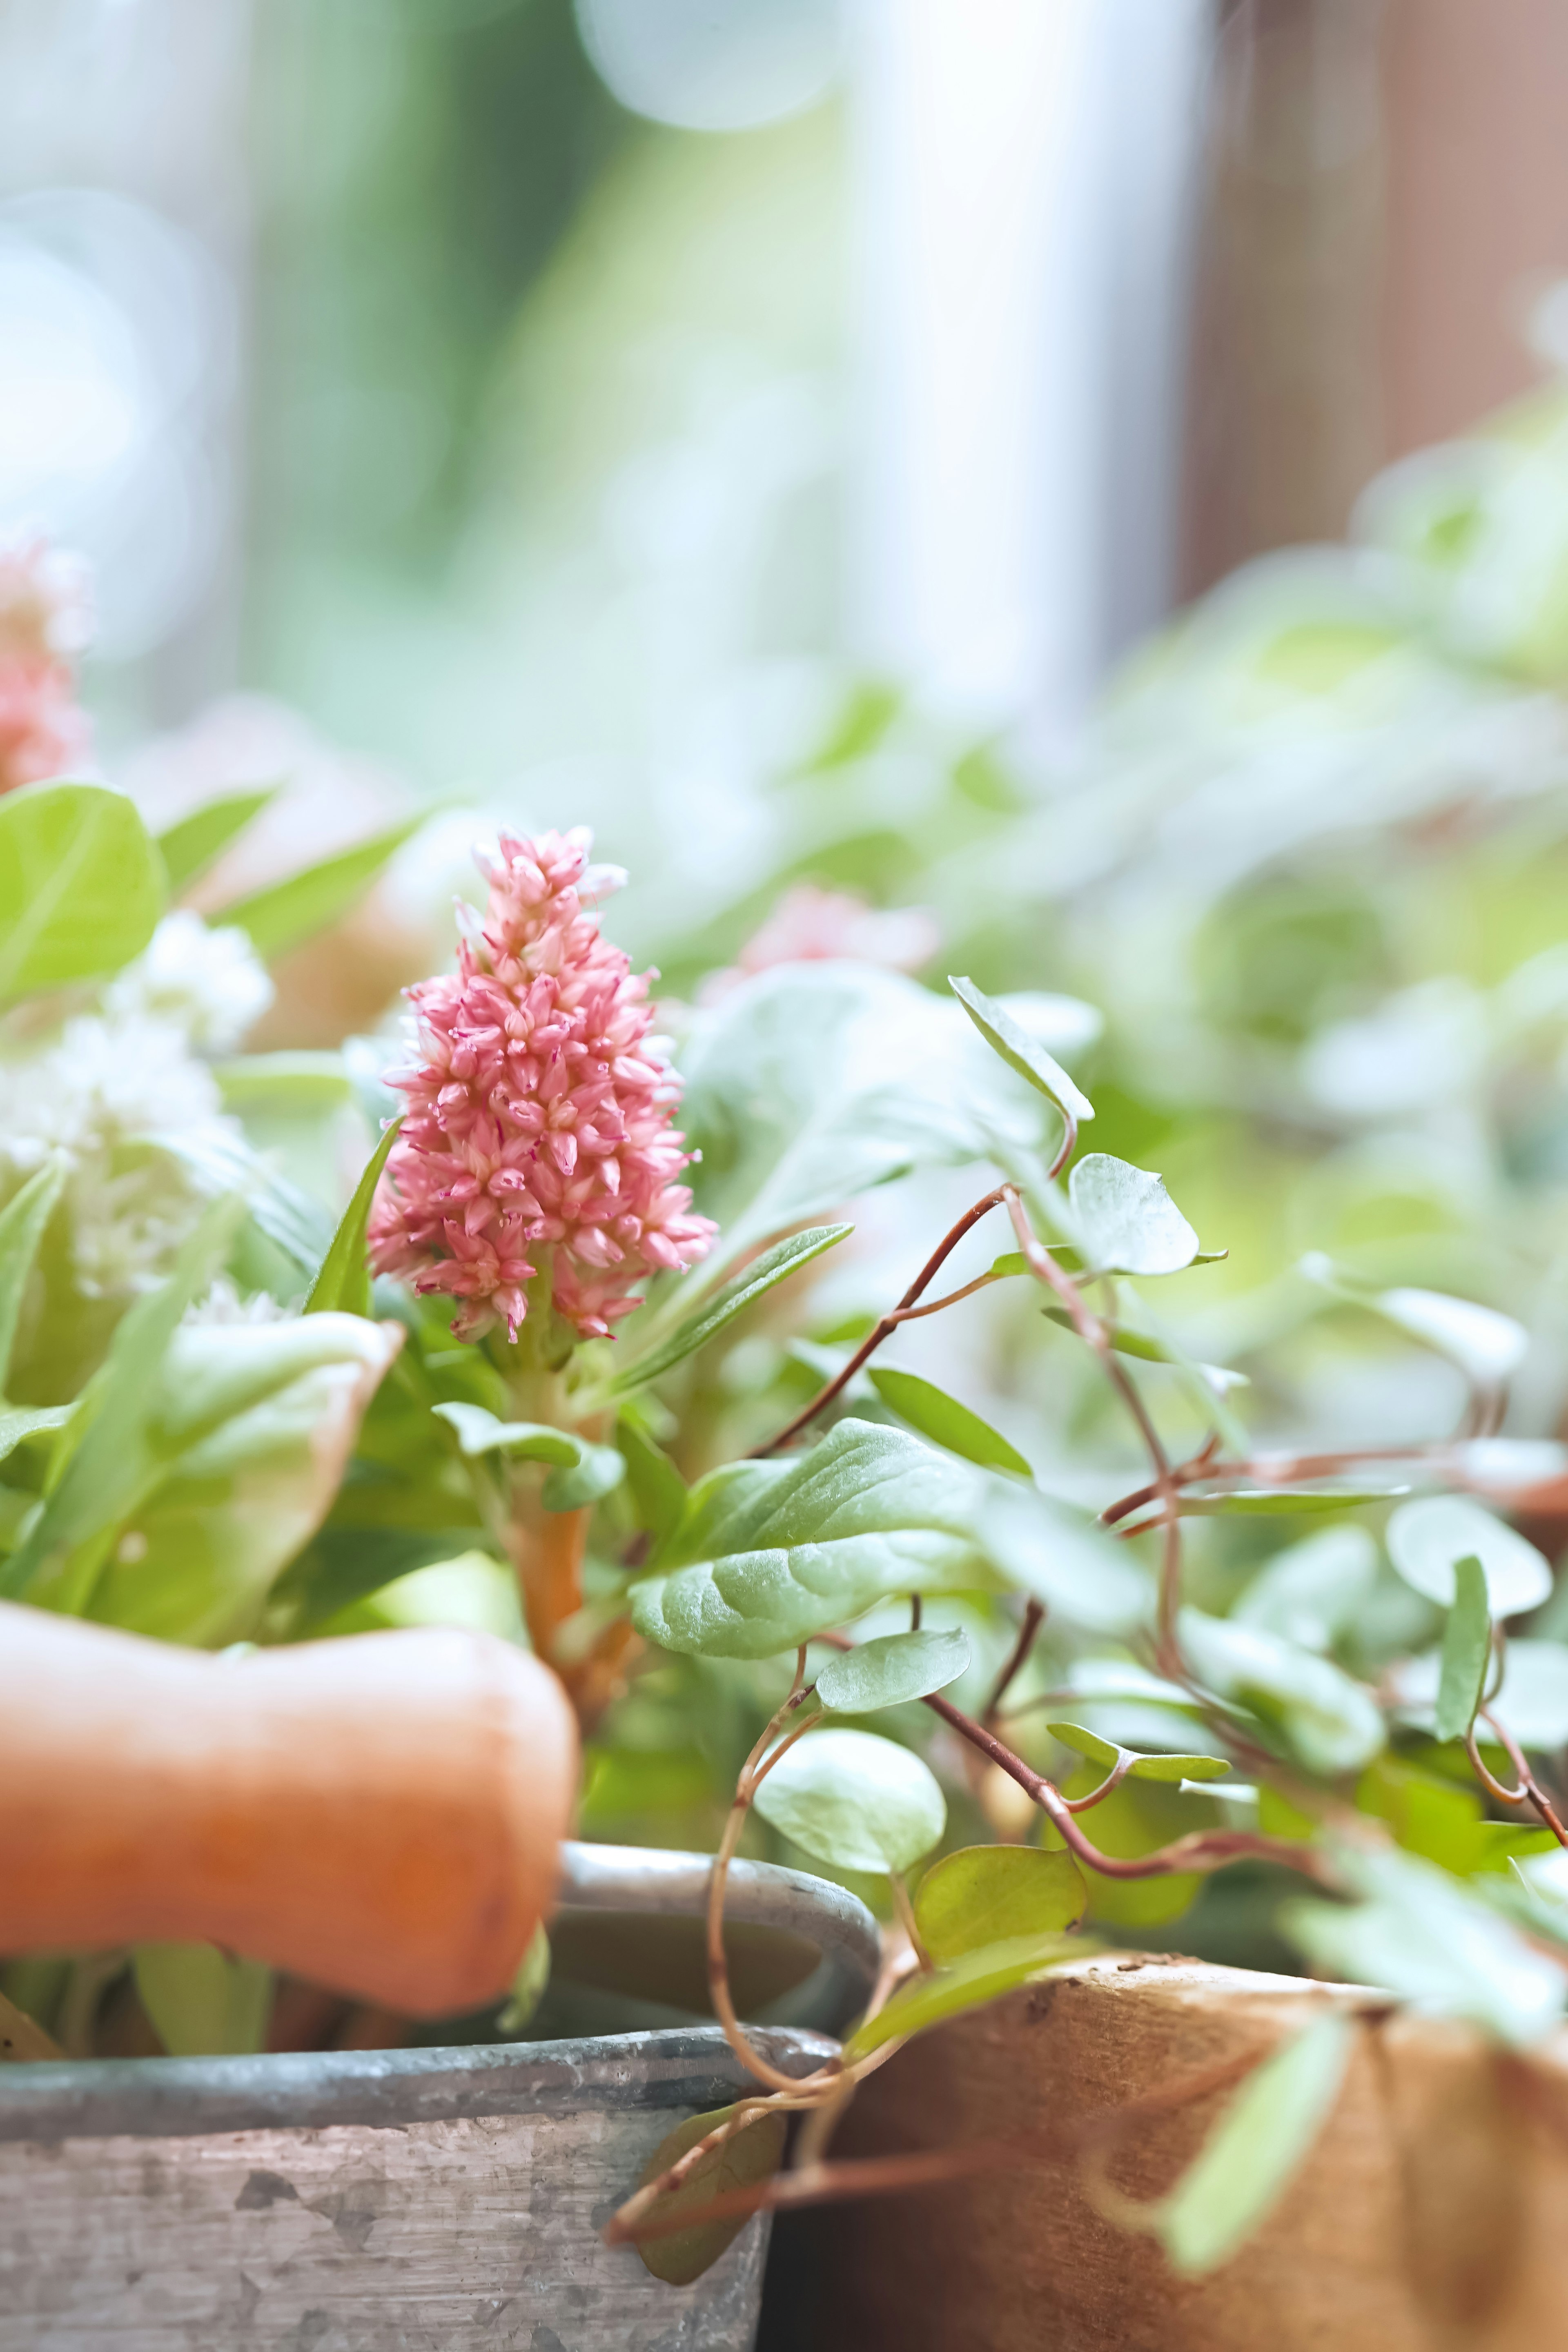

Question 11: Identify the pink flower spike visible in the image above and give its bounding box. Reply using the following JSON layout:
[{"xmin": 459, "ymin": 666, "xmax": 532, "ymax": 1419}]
[{"xmin": 369, "ymin": 827, "xmax": 716, "ymax": 1344}]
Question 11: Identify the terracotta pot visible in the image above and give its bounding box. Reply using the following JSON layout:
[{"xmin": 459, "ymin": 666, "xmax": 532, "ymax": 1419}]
[{"xmin": 790, "ymin": 1955, "xmax": 1568, "ymax": 2352}]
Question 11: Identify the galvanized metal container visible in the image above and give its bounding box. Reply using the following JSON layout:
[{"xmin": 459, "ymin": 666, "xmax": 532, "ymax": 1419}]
[{"xmin": 0, "ymin": 1845, "xmax": 879, "ymax": 2352}]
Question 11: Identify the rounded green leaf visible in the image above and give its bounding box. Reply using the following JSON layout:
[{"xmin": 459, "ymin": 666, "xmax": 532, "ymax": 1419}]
[
  {"xmin": 1046, "ymin": 1723, "xmax": 1230, "ymax": 1783},
  {"xmin": 816, "ymin": 1627, "xmax": 971, "ymax": 1714},
  {"xmin": 0, "ymin": 780, "xmax": 165, "ymax": 998},
  {"xmin": 1066, "ymin": 1154, "xmax": 1199, "ymax": 1275},
  {"xmin": 752, "ymin": 1726, "xmax": 946, "ymax": 1875},
  {"xmin": 1386, "ymin": 1494, "xmax": 1551, "ymax": 1615},
  {"xmin": 868, "ymin": 1366, "xmax": 1032, "ymax": 1477},
  {"xmin": 1040, "ymin": 1770, "xmax": 1212, "ymax": 1930},
  {"xmin": 914, "ymin": 1844, "xmax": 1087, "ymax": 1961},
  {"xmin": 634, "ymin": 2103, "xmax": 788, "ymax": 2286},
  {"xmin": 1178, "ymin": 1608, "xmax": 1385, "ymax": 1776},
  {"xmin": 845, "ymin": 1931, "xmax": 1084, "ymax": 2061}
]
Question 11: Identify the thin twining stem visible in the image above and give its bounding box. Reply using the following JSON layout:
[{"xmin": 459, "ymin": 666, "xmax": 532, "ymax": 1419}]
[
  {"xmin": 752, "ymin": 1185, "xmax": 1008, "ymax": 1457},
  {"xmin": 1000, "ymin": 1187, "xmax": 1186, "ymax": 1676},
  {"xmin": 1476, "ymin": 1708, "xmax": 1568, "ymax": 1851},
  {"xmin": 983, "ymin": 1598, "xmax": 1045, "ymax": 1727}
]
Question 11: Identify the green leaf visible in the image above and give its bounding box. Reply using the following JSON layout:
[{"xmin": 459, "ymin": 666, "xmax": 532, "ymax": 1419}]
[
  {"xmin": 0, "ymin": 1197, "xmax": 244, "ymax": 1610},
  {"xmin": 216, "ymin": 817, "xmax": 422, "ymax": 960},
  {"xmin": 845, "ymin": 1932, "xmax": 1085, "ymax": 2061},
  {"xmin": 616, "ymin": 1416, "xmax": 687, "ymax": 1543},
  {"xmin": 980, "ymin": 1481, "xmax": 1151, "ymax": 1636},
  {"xmin": 497, "ymin": 1924, "xmax": 550, "ymax": 2036},
  {"xmin": 213, "ymin": 1051, "xmax": 353, "ymax": 1111},
  {"xmin": 1177, "ymin": 1609, "xmax": 1385, "ymax": 1775},
  {"xmin": 303, "ymin": 1118, "xmax": 401, "ymax": 1317},
  {"xmin": 155, "ymin": 786, "xmax": 276, "ymax": 895},
  {"xmin": 628, "ymin": 1418, "xmax": 989, "ymax": 1660},
  {"xmin": 0, "ymin": 1404, "xmax": 72, "ymax": 1466},
  {"xmin": 1386, "ymin": 1494, "xmax": 1551, "ymax": 1615},
  {"xmin": 1286, "ymin": 1844, "xmax": 1567, "ymax": 2045},
  {"xmin": 1233, "ymin": 1526, "xmax": 1379, "ymax": 1651},
  {"xmin": 947, "ymin": 973, "xmax": 1095, "ymax": 1125},
  {"xmin": 263, "ymin": 1525, "xmax": 491, "ymax": 1640},
  {"xmin": 133, "ymin": 1942, "xmax": 272, "ymax": 2058},
  {"xmin": 541, "ymin": 1442, "xmax": 625, "ymax": 1512},
  {"xmin": 816, "ymin": 1626, "xmax": 971, "ymax": 1713},
  {"xmin": 1065, "ymin": 1154, "xmax": 1198, "ymax": 1276},
  {"xmin": 155, "ymin": 1127, "xmax": 334, "ymax": 1272},
  {"xmin": 867, "ymin": 1367, "xmax": 1032, "ymax": 1478},
  {"xmin": 432, "ymin": 1403, "xmax": 581, "ymax": 1465},
  {"xmin": 1174, "ymin": 1487, "xmax": 1407, "ymax": 1517},
  {"xmin": 83, "ymin": 1314, "xmax": 404, "ymax": 1647},
  {"xmin": 914, "ymin": 1844, "xmax": 1087, "ymax": 1962},
  {"xmin": 1300, "ymin": 1255, "xmax": 1528, "ymax": 1388},
  {"xmin": 610, "ymin": 1223, "xmax": 853, "ymax": 1394},
  {"xmin": 1435, "ymin": 1556, "xmax": 1491, "ymax": 1743},
  {"xmin": 0, "ymin": 1161, "xmax": 65, "ymax": 1392},
  {"xmin": 0, "ymin": 780, "xmax": 165, "ymax": 998},
  {"xmin": 1040, "ymin": 1309, "xmax": 1245, "ymax": 1393},
  {"xmin": 1156, "ymin": 2013, "xmax": 1353, "ymax": 2276},
  {"xmin": 1046, "ymin": 1724, "xmax": 1231, "ymax": 1784},
  {"xmin": 992, "ymin": 1245, "xmax": 1228, "ymax": 1283},
  {"xmin": 633, "ymin": 2104, "xmax": 788, "ymax": 2287},
  {"xmin": 1040, "ymin": 1771, "xmax": 1214, "ymax": 1930},
  {"xmin": 751, "ymin": 1726, "xmax": 946, "ymax": 1874}
]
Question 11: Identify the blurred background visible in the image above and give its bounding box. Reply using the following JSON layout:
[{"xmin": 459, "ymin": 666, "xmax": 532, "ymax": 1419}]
[{"xmin": 11, "ymin": 0, "xmax": 1568, "ymax": 1510}]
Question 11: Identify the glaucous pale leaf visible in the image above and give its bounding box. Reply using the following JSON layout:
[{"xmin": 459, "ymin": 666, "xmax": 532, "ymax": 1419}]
[
  {"xmin": 0, "ymin": 1160, "xmax": 65, "ymax": 1394},
  {"xmin": 1066, "ymin": 1154, "xmax": 1200, "ymax": 1276},
  {"xmin": 1177, "ymin": 1610, "xmax": 1385, "ymax": 1775},
  {"xmin": 947, "ymin": 973, "xmax": 1095, "ymax": 1123},
  {"xmin": 1047, "ymin": 1723, "xmax": 1231, "ymax": 1783},
  {"xmin": 432, "ymin": 1402, "xmax": 580, "ymax": 1466},
  {"xmin": 913, "ymin": 1845, "xmax": 1087, "ymax": 1962},
  {"xmin": 609, "ymin": 1223, "xmax": 853, "ymax": 1394},
  {"xmin": 1158, "ymin": 2013, "xmax": 1353, "ymax": 2277},
  {"xmin": 628, "ymin": 1419, "xmax": 990, "ymax": 1659},
  {"xmin": 1286, "ymin": 1845, "xmax": 1567, "ymax": 2045},
  {"xmin": 303, "ymin": 1117, "xmax": 401, "ymax": 1317},
  {"xmin": 541, "ymin": 1442, "xmax": 626, "ymax": 1512},
  {"xmin": 84, "ymin": 1313, "xmax": 404, "ymax": 1647},
  {"xmin": 751, "ymin": 1726, "xmax": 946, "ymax": 1875},
  {"xmin": 1395, "ymin": 1639, "xmax": 1568, "ymax": 1752},
  {"xmin": 1386, "ymin": 1494, "xmax": 1551, "ymax": 1615},
  {"xmin": 845, "ymin": 1932, "xmax": 1085, "ymax": 2061},
  {"xmin": 133, "ymin": 1942, "xmax": 272, "ymax": 2058},
  {"xmin": 1300, "ymin": 1254, "xmax": 1528, "ymax": 1387},
  {"xmin": 1233, "ymin": 1525, "xmax": 1380, "ymax": 1652},
  {"xmin": 0, "ymin": 780, "xmax": 166, "ymax": 998},
  {"xmin": 634, "ymin": 2104, "xmax": 788, "ymax": 2287},
  {"xmin": 155, "ymin": 786, "xmax": 276, "ymax": 895},
  {"xmin": 816, "ymin": 1626, "xmax": 971, "ymax": 1714},
  {"xmin": 980, "ymin": 1480, "xmax": 1150, "ymax": 1635},
  {"xmin": 217, "ymin": 816, "xmax": 423, "ymax": 960},
  {"xmin": 868, "ymin": 1367, "xmax": 1032, "ymax": 1477},
  {"xmin": 1434, "ymin": 1557, "xmax": 1491, "ymax": 1743}
]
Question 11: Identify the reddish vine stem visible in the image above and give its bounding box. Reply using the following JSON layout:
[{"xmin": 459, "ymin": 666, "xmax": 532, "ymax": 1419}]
[
  {"xmin": 1477, "ymin": 1707, "xmax": 1568, "ymax": 1850},
  {"xmin": 983, "ymin": 1598, "xmax": 1045, "ymax": 1727},
  {"xmin": 751, "ymin": 1186, "xmax": 1009, "ymax": 1457}
]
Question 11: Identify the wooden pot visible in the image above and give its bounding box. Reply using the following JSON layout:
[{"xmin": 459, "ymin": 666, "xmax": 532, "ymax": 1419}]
[{"xmin": 790, "ymin": 1955, "xmax": 1568, "ymax": 2352}]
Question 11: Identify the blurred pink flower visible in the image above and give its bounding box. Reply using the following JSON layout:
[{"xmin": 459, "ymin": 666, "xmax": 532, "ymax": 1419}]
[
  {"xmin": 0, "ymin": 540, "xmax": 92, "ymax": 796},
  {"xmin": 370, "ymin": 826, "xmax": 715, "ymax": 1344},
  {"xmin": 699, "ymin": 884, "xmax": 940, "ymax": 1002}
]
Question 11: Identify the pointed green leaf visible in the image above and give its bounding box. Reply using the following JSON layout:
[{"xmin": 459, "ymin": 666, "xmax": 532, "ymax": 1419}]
[
  {"xmin": 914, "ymin": 1844, "xmax": 1087, "ymax": 1962},
  {"xmin": 1174, "ymin": 1487, "xmax": 1407, "ymax": 1517},
  {"xmin": 634, "ymin": 2103, "xmax": 788, "ymax": 2287},
  {"xmin": 846, "ymin": 1931, "xmax": 1086, "ymax": 2061},
  {"xmin": 0, "ymin": 1161, "xmax": 65, "ymax": 1392},
  {"xmin": 868, "ymin": 1366, "xmax": 1032, "ymax": 1477},
  {"xmin": 1157, "ymin": 2012, "xmax": 1353, "ymax": 2276},
  {"xmin": 616, "ymin": 1416, "xmax": 687, "ymax": 1542},
  {"xmin": 1066, "ymin": 1154, "xmax": 1198, "ymax": 1276},
  {"xmin": 752, "ymin": 1726, "xmax": 946, "ymax": 1874},
  {"xmin": 1435, "ymin": 1555, "xmax": 1491, "ymax": 1743},
  {"xmin": 628, "ymin": 1419, "xmax": 990, "ymax": 1660},
  {"xmin": 1047, "ymin": 1723, "xmax": 1231, "ymax": 1783},
  {"xmin": 949, "ymin": 973, "xmax": 1094, "ymax": 1124},
  {"xmin": 1387, "ymin": 1494, "xmax": 1551, "ymax": 1615},
  {"xmin": 133, "ymin": 1942, "xmax": 272, "ymax": 2058},
  {"xmin": 0, "ymin": 780, "xmax": 165, "ymax": 998},
  {"xmin": 155, "ymin": 786, "xmax": 277, "ymax": 895},
  {"xmin": 815, "ymin": 1626, "xmax": 970, "ymax": 1714},
  {"xmin": 304, "ymin": 1118, "xmax": 401, "ymax": 1317},
  {"xmin": 0, "ymin": 1404, "xmax": 73, "ymax": 1465},
  {"xmin": 610, "ymin": 1223, "xmax": 853, "ymax": 1394},
  {"xmin": 216, "ymin": 816, "xmax": 422, "ymax": 960}
]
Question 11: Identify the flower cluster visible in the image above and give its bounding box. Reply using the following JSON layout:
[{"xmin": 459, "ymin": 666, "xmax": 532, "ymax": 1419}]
[
  {"xmin": 0, "ymin": 539, "xmax": 92, "ymax": 796},
  {"xmin": 370, "ymin": 827, "xmax": 715, "ymax": 1343}
]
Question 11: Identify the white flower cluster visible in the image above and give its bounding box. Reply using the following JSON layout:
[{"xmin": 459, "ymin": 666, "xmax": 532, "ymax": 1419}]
[{"xmin": 0, "ymin": 915, "xmax": 275, "ymax": 1304}]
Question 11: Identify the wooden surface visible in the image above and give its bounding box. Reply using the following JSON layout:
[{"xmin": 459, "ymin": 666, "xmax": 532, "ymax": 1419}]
[
  {"xmin": 802, "ymin": 1954, "xmax": 1568, "ymax": 2352},
  {"xmin": 0, "ymin": 1606, "xmax": 578, "ymax": 2014}
]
